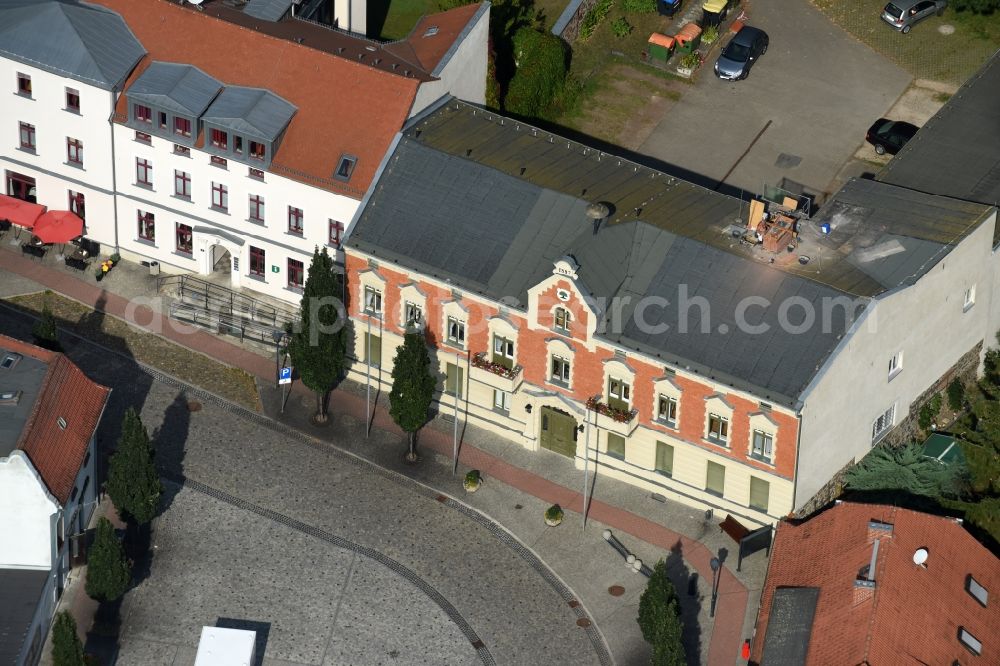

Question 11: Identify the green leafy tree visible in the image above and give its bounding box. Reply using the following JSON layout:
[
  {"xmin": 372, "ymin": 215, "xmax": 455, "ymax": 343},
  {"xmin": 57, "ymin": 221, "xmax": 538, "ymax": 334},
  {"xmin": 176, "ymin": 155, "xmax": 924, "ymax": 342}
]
[
  {"xmin": 918, "ymin": 394, "xmax": 942, "ymax": 430},
  {"xmin": 505, "ymin": 27, "xmax": 568, "ymax": 117},
  {"xmin": 844, "ymin": 443, "xmax": 966, "ymax": 498},
  {"xmin": 85, "ymin": 517, "xmax": 131, "ymax": 602},
  {"xmin": 287, "ymin": 247, "xmax": 346, "ymax": 423},
  {"xmin": 33, "ymin": 300, "xmax": 60, "ymax": 352},
  {"xmin": 389, "ymin": 327, "xmax": 437, "ymax": 461},
  {"xmin": 106, "ymin": 408, "xmax": 162, "ymax": 525},
  {"xmin": 637, "ymin": 559, "xmax": 685, "ymax": 666},
  {"xmin": 51, "ymin": 611, "xmax": 84, "ymax": 666},
  {"xmin": 948, "ymin": 378, "xmax": 966, "ymax": 411}
]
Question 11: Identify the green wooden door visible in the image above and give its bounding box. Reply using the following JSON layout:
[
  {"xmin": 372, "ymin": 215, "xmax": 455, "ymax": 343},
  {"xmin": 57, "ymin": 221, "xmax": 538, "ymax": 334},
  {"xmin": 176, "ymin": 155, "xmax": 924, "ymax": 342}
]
[{"xmin": 540, "ymin": 407, "xmax": 577, "ymax": 458}]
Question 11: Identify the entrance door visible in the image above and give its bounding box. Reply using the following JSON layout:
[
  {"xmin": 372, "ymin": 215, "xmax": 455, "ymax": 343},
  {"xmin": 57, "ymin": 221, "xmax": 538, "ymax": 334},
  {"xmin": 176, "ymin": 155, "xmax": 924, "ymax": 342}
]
[
  {"xmin": 6, "ymin": 171, "xmax": 36, "ymax": 202},
  {"xmin": 540, "ymin": 406, "xmax": 578, "ymax": 457}
]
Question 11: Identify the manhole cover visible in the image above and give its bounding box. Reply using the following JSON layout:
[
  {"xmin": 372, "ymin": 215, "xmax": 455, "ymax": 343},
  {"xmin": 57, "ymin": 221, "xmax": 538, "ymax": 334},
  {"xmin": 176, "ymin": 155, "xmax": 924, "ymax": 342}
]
[
  {"xmin": 514, "ymin": 504, "xmax": 523, "ymax": 510},
  {"xmin": 938, "ymin": 24, "xmax": 955, "ymax": 35},
  {"xmin": 775, "ymin": 153, "xmax": 802, "ymax": 169},
  {"xmin": 568, "ymin": 599, "xmax": 579, "ymax": 609},
  {"xmin": 576, "ymin": 618, "xmax": 592, "ymax": 628},
  {"xmin": 186, "ymin": 401, "xmax": 202, "ymax": 412},
  {"xmin": 608, "ymin": 585, "xmax": 625, "ymax": 597}
]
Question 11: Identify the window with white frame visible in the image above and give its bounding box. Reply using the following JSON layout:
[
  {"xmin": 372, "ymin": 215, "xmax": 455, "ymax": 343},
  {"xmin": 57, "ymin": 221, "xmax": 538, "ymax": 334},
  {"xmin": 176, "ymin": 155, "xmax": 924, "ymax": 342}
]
[
  {"xmin": 871, "ymin": 404, "xmax": 895, "ymax": 443},
  {"xmin": 363, "ymin": 286, "xmax": 382, "ymax": 315},
  {"xmin": 493, "ymin": 335, "xmax": 514, "ymax": 368},
  {"xmin": 749, "ymin": 476, "xmax": 770, "ymax": 512},
  {"xmin": 751, "ymin": 430, "xmax": 773, "ymax": 463},
  {"xmin": 888, "ymin": 351, "xmax": 903, "ymax": 380},
  {"xmin": 707, "ymin": 413, "xmax": 729, "ymax": 444},
  {"xmin": 657, "ymin": 395, "xmax": 678, "ymax": 427},
  {"xmin": 959, "ymin": 628, "xmax": 982, "ymax": 656},
  {"xmin": 404, "ymin": 301, "xmax": 422, "ymax": 327},
  {"xmin": 493, "ymin": 389, "xmax": 511, "ymax": 412},
  {"xmin": 655, "ymin": 441, "xmax": 673, "ymax": 476},
  {"xmin": 607, "ymin": 377, "xmax": 631, "ymax": 410},
  {"xmin": 137, "ymin": 210, "xmax": 155, "ymax": 242},
  {"xmin": 551, "ymin": 355, "xmax": 571, "ymax": 385},
  {"xmin": 964, "ymin": 285, "xmax": 976, "ymax": 311},
  {"xmin": 554, "ymin": 306, "xmax": 572, "ymax": 333},
  {"xmin": 447, "ymin": 316, "xmax": 465, "ymax": 346}
]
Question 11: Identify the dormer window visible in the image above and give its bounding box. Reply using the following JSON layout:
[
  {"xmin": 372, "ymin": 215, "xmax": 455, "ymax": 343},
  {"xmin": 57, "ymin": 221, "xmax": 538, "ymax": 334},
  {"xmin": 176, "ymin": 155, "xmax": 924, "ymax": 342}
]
[
  {"xmin": 249, "ymin": 141, "xmax": 266, "ymax": 161},
  {"xmin": 134, "ymin": 104, "xmax": 152, "ymax": 124},
  {"xmin": 234, "ymin": 136, "xmax": 243, "ymax": 155},
  {"xmin": 174, "ymin": 117, "xmax": 191, "ymax": 138},
  {"xmin": 335, "ymin": 155, "xmax": 357, "ymax": 181},
  {"xmin": 210, "ymin": 129, "xmax": 228, "ymax": 149},
  {"xmin": 1, "ymin": 352, "xmax": 21, "ymax": 369}
]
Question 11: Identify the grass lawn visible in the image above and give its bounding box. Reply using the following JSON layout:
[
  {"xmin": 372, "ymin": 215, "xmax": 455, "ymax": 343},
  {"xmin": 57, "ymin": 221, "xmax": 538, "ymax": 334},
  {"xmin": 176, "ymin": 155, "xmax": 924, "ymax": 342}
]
[
  {"xmin": 811, "ymin": 0, "xmax": 1000, "ymax": 84},
  {"xmin": 536, "ymin": 0, "xmax": 572, "ymax": 30},
  {"xmin": 370, "ymin": 0, "xmax": 440, "ymax": 40},
  {"xmin": 543, "ymin": 10, "xmax": 693, "ymax": 147}
]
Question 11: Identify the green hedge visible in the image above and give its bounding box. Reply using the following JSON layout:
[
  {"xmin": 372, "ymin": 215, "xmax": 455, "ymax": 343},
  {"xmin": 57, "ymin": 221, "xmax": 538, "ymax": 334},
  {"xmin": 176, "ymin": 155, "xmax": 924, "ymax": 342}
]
[{"xmin": 505, "ymin": 28, "xmax": 568, "ymax": 117}]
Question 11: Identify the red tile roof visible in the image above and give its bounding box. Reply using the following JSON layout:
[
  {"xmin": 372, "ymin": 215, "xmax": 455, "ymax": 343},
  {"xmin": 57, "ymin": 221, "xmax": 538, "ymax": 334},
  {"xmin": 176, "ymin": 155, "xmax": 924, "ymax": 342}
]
[
  {"xmin": 751, "ymin": 502, "xmax": 1000, "ymax": 665},
  {"xmin": 6, "ymin": 337, "xmax": 111, "ymax": 505},
  {"xmin": 92, "ymin": 0, "xmax": 422, "ymax": 198},
  {"xmin": 396, "ymin": 3, "xmax": 484, "ymax": 73}
]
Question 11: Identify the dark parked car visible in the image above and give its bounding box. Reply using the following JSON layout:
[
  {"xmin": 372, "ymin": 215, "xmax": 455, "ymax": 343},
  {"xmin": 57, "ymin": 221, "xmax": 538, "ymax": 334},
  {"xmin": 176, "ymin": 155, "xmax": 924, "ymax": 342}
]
[
  {"xmin": 714, "ymin": 26, "xmax": 769, "ymax": 81},
  {"xmin": 866, "ymin": 118, "xmax": 919, "ymax": 155},
  {"xmin": 881, "ymin": 0, "xmax": 947, "ymax": 34}
]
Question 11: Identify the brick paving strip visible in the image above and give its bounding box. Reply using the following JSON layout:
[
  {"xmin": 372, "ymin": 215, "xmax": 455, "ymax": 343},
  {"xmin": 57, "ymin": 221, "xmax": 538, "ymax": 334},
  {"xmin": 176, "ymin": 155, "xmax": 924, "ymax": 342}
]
[{"xmin": 0, "ymin": 250, "xmax": 748, "ymax": 665}]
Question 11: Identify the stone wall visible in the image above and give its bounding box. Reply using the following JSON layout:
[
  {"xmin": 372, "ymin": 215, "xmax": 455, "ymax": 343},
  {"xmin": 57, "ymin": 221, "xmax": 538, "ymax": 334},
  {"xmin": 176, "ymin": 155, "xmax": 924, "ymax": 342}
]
[
  {"xmin": 795, "ymin": 339, "xmax": 983, "ymax": 518},
  {"xmin": 552, "ymin": 0, "xmax": 599, "ymax": 43}
]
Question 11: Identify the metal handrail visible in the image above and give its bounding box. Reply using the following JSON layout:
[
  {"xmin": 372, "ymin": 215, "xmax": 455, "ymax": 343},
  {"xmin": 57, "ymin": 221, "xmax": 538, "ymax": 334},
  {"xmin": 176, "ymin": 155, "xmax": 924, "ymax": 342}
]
[{"xmin": 158, "ymin": 274, "xmax": 299, "ymax": 328}]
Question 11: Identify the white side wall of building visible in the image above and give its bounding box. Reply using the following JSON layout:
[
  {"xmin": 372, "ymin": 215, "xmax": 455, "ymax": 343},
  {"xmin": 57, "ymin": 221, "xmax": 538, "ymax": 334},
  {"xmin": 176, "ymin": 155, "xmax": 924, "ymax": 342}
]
[
  {"xmin": 0, "ymin": 452, "xmax": 59, "ymax": 570},
  {"xmin": 331, "ymin": 0, "xmax": 366, "ymax": 35},
  {"xmin": 411, "ymin": 5, "xmax": 490, "ymax": 114},
  {"xmin": 0, "ymin": 58, "xmax": 119, "ymax": 245},
  {"xmin": 796, "ymin": 211, "xmax": 998, "ymax": 509}
]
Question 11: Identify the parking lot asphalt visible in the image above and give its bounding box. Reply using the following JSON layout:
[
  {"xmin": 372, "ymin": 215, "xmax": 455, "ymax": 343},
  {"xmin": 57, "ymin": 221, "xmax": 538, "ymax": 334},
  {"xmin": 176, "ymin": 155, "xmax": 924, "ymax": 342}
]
[{"xmin": 639, "ymin": 0, "xmax": 912, "ymax": 201}]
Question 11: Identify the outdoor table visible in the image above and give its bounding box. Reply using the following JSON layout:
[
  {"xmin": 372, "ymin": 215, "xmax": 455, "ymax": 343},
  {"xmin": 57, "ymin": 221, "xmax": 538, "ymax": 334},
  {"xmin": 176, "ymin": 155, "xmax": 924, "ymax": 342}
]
[
  {"xmin": 21, "ymin": 241, "xmax": 47, "ymax": 259},
  {"xmin": 65, "ymin": 247, "xmax": 91, "ymax": 270}
]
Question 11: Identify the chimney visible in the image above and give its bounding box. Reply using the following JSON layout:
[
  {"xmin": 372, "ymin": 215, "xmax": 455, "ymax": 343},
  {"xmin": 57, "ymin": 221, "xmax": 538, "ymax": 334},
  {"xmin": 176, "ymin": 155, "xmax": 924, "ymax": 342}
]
[{"xmin": 586, "ymin": 202, "xmax": 610, "ymax": 235}]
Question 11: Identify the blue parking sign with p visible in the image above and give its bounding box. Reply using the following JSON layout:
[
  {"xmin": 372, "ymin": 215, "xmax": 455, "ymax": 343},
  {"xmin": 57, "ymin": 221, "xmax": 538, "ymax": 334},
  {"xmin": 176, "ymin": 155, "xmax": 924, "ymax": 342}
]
[{"xmin": 279, "ymin": 367, "xmax": 292, "ymax": 384}]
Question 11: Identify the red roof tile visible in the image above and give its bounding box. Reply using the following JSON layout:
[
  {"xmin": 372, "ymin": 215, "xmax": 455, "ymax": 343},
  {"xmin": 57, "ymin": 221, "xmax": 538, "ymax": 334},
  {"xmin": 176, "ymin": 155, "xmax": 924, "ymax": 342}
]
[
  {"xmin": 93, "ymin": 0, "xmax": 422, "ymax": 198},
  {"xmin": 751, "ymin": 502, "xmax": 1000, "ymax": 665},
  {"xmin": 6, "ymin": 337, "xmax": 111, "ymax": 505},
  {"xmin": 400, "ymin": 3, "xmax": 483, "ymax": 73}
]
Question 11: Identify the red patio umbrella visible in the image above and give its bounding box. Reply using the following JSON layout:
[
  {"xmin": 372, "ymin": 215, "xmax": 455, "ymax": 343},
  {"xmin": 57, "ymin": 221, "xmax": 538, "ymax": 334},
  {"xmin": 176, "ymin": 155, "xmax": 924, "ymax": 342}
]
[
  {"xmin": 31, "ymin": 210, "xmax": 84, "ymax": 244},
  {"xmin": 0, "ymin": 194, "xmax": 46, "ymax": 228}
]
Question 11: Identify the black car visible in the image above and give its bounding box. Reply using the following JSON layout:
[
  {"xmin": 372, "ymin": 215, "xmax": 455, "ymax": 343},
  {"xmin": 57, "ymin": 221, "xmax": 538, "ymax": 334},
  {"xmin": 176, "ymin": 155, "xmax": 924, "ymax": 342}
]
[
  {"xmin": 865, "ymin": 118, "xmax": 919, "ymax": 155},
  {"xmin": 714, "ymin": 26, "xmax": 769, "ymax": 81}
]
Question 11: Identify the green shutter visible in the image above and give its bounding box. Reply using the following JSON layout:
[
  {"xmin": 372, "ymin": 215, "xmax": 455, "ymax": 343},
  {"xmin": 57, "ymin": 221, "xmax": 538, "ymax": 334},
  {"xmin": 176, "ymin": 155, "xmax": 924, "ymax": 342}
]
[
  {"xmin": 365, "ymin": 333, "xmax": 381, "ymax": 367},
  {"xmin": 749, "ymin": 476, "xmax": 769, "ymax": 512},
  {"xmin": 655, "ymin": 441, "xmax": 674, "ymax": 476},
  {"xmin": 706, "ymin": 460, "xmax": 725, "ymax": 496},
  {"xmin": 606, "ymin": 433, "xmax": 626, "ymax": 459},
  {"xmin": 445, "ymin": 363, "xmax": 464, "ymax": 397}
]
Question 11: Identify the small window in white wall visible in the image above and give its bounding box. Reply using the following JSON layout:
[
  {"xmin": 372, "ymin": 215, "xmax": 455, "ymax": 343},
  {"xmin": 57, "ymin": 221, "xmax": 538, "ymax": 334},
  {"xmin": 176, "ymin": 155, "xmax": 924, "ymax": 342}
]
[
  {"xmin": 888, "ymin": 351, "xmax": 903, "ymax": 380},
  {"xmin": 404, "ymin": 301, "xmax": 422, "ymax": 327},
  {"xmin": 871, "ymin": 404, "xmax": 895, "ymax": 443},
  {"xmin": 964, "ymin": 285, "xmax": 976, "ymax": 311},
  {"xmin": 447, "ymin": 317, "xmax": 466, "ymax": 346},
  {"xmin": 493, "ymin": 389, "xmax": 510, "ymax": 412}
]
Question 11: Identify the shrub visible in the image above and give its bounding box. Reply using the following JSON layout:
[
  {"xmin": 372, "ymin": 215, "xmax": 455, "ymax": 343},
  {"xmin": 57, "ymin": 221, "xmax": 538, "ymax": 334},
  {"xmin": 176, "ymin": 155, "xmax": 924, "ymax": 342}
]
[
  {"xmin": 505, "ymin": 28, "xmax": 568, "ymax": 117},
  {"xmin": 918, "ymin": 394, "xmax": 942, "ymax": 430},
  {"xmin": 579, "ymin": 0, "xmax": 614, "ymax": 40},
  {"xmin": 465, "ymin": 470, "xmax": 481, "ymax": 485},
  {"xmin": 52, "ymin": 611, "xmax": 85, "ymax": 666},
  {"xmin": 32, "ymin": 301, "xmax": 60, "ymax": 351},
  {"xmin": 638, "ymin": 559, "xmax": 686, "ymax": 666},
  {"xmin": 485, "ymin": 51, "xmax": 501, "ymax": 110},
  {"xmin": 701, "ymin": 25, "xmax": 719, "ymax": 43},
  {"xmin": 948, "ymin": 378, "xmax": 965, "ymax": 411},
  {"xmin": 678, "ymin": 52, "xmax": 701, "ymax": 70},
  {"xmin": 951, "ymin": 0, "xmax": 999, "ymax": 14},
  {"xmin": 545, "ymin": 504, "xmax": 564, "ymax": 522},
  {"xmin": 86, "ymin": 518, "xmax": 131, "ymax": 602},
  {"xmin": 611, "ymin": 16, "xmax": 632, "ymax": 38},
  {"xmin": 621, "ymin": 0, "xmax": 656, "ymax": 12}
]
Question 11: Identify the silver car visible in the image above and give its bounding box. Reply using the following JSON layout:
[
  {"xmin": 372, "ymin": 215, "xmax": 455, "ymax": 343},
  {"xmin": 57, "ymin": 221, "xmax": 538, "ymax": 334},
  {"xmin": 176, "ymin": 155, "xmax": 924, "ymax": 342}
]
[{"xmin": 881, "ymin": 0, "xmax": 947, "ymax": 34}]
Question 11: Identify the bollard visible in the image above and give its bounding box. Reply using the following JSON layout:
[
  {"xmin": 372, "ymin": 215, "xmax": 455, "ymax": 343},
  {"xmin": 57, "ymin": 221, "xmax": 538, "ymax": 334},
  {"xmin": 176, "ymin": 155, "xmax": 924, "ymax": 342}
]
[{"xmin": 603, "ymin": 530, "xmax": 631, "ymax": 559}]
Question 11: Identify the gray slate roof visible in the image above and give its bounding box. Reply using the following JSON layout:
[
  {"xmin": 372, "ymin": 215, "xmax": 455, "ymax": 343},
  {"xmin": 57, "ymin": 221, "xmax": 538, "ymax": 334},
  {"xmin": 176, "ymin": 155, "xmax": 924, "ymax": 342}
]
[
  {"xmin": 202, "ymin": 86, "xmax": 297, "ymax": 142},
  {"xmin": 128, "ymin": 62, "xmax": 222, "ymax": 117},
  {"xmin": 0, "ymin": 568, "xmax": 48, "ymax": 665},
  {"xmin": 0, "ymin": 347, "xmax": 48, "ymax": 458},
  {"xmin": 878, "ymin": 51, "xmax": 1000, "ymax": 242},
  {"xmin": 760, "ymin": 587, "xmax": 819, "ymax": 666},
  {"xmin": 243, "ymin": 0, "xmax": 293, "ymax": 21},
  {"xmin": 349, "ymin": 100, "xmax": 993, "ymax": 404},
  {"xmin": 0, "ymin": 0, "xmax": 145, "ymax": 90}
]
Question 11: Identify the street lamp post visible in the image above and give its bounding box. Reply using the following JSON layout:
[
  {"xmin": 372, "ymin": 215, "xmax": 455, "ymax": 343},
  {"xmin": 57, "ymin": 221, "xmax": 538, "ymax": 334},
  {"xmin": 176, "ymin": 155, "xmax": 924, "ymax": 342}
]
[
  {"xmin": 709, "ymin": 556, "xmax": 721, "ymax": 618},
  {"xmin": 271, "ymin": 328, "xmax": 283, "ymax": 389}
]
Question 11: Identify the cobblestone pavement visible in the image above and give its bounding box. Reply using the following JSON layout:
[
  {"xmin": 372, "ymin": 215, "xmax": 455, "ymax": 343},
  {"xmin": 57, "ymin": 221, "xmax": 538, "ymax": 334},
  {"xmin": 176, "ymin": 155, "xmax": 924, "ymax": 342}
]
[{"xmin": 0, "ymin": 311, "xmax": 603, "ymax": 665}]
